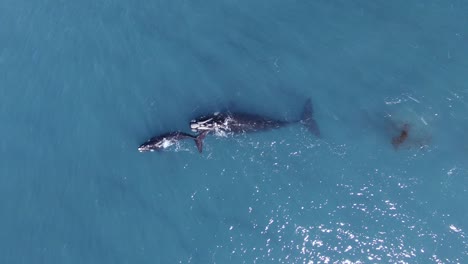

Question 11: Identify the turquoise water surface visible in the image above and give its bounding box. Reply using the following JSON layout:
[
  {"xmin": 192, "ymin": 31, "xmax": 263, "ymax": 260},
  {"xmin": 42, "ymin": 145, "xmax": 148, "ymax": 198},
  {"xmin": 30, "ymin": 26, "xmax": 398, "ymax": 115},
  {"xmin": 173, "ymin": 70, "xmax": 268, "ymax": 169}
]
[{"xmin": 1, "ymin": 0, "xmax": 467, "ymax": 263}]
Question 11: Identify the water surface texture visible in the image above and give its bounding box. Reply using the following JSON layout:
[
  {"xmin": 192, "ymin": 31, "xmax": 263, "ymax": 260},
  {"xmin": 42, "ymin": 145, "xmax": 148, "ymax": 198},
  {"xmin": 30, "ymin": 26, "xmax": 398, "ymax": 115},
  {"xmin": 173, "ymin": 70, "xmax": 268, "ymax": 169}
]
[{"xmin": 1, "ymin": 0, "xmax": 467, "ymax": 263}]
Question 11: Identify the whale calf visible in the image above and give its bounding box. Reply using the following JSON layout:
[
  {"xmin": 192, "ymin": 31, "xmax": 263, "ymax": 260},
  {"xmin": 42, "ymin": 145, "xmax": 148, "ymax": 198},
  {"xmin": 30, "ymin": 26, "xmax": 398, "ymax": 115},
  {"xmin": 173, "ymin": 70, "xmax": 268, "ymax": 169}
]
[{"xmin": 138, "ymin": 131, "xmax": 208, "ymax": 153}]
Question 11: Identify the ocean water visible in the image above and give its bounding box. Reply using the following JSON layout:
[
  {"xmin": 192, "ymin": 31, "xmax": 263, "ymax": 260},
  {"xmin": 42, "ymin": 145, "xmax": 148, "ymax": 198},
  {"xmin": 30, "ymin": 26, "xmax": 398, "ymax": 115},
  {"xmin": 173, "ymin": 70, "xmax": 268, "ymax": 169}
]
[{"xmin": 1, "ymin": 0, "xmax": 467, "ymax": 263}]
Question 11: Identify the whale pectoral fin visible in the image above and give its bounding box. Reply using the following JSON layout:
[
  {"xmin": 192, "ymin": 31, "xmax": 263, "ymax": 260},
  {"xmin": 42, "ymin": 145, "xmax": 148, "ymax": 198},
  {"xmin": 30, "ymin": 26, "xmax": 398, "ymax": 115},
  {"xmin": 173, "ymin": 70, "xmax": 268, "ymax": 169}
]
[
  {"xmin": 304, "ymin": 118, "xmax": 321, "ymax": 137},
  {"xmin": 301, "ymin": 98, "xmax": 321, "ymax": 137},
  {"xmin": 302, "ymin": 98, "xmax": 314, "ymax": 119},
  {"xmin": 194, "ymin": 131, "xmax": 209, "ymax": 153}
]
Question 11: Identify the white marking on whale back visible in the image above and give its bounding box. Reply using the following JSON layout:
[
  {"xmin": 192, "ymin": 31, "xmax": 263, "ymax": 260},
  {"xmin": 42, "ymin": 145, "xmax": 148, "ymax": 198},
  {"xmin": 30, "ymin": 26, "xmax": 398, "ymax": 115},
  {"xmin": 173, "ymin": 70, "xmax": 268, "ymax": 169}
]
[{"xmin": 161, "ymin": 139, "xmax": 174, "ymax": 148}]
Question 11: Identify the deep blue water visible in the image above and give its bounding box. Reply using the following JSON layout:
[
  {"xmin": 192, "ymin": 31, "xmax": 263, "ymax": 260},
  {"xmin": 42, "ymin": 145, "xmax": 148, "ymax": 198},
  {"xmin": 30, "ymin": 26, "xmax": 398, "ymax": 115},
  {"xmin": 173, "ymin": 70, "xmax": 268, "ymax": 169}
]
[{"xmin": 1, "ymin": 0, "xmax": 467, "ymax": 263}]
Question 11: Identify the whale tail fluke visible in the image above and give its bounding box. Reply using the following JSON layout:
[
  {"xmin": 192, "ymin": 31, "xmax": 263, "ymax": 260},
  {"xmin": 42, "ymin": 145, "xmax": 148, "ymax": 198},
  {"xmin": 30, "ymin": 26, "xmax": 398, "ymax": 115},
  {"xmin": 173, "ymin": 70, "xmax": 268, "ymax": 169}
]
[
  {"xmin": 194, "ymin": 130, "xmax": 209, "ymax": 153},
  {"xmin": 301, "ymin": 98, "xmax": 321, "ymax": 137}
]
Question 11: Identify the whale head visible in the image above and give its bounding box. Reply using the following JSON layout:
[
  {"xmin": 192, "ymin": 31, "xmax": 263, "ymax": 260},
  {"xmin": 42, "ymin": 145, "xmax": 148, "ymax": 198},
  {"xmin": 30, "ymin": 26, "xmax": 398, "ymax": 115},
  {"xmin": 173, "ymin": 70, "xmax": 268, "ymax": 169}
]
[
  {"xmin": 190, "ymin": 118, "xmax": 216, "ymax": 132},
  {"xmin": 190, "ymin": 112, "xmax": 224, "ymax": 133},
  {"xmin": 138, "ymin": 137, "xmax": 174, "ymax": 152}
]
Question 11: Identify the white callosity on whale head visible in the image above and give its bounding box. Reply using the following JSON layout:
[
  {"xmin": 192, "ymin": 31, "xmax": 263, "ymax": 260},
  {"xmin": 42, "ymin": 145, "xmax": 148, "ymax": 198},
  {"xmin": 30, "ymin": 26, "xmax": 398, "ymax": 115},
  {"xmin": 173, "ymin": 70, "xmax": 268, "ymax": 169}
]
[
  {"xmin": 138, "ymin": 146, "xmax": 147, "ymax": 152},
  {"xmin": 191, "ymin": 114, "xmax": 234, "ymax": 133},
  {"xmin": 190, "ymin": 123, "xmax": 199, "ymax": 132},
  {"xmin": 191, "ymin": 124, "xmax": 214, "ymax": 132},
  {"xmin": 137, "ymin": 136, "xmax": 180, "ymax": 152},
  {"xmin": 190, "ymin": 117, "xmax": 217, "ymax": 132}
]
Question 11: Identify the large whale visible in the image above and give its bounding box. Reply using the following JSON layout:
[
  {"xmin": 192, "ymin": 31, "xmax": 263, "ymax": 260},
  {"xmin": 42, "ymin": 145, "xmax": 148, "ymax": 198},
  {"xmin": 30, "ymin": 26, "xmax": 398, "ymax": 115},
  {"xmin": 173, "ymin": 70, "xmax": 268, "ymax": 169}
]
[
  {"xmin": 189, "ymin": 98, "xmax": 320, "ymax": 148},
  {"xmin": 138, "ymin": 131, "xmax": 208, "ymax": 153}
]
